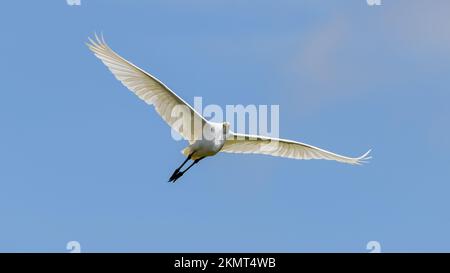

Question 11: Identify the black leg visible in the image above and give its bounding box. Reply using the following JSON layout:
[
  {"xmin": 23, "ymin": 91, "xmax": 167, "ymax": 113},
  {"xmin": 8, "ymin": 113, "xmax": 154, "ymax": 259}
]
[
  {"xmin": 168, "ymin": 152, "xmax": 194, "ymax": 182},
  {"xmin": 171, "ymin": 157, "xmax": 205, "ymax": 183}
]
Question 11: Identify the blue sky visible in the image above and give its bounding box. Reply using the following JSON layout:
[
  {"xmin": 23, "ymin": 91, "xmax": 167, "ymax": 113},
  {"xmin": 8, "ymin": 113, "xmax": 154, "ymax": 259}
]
[{"xmin": 1, "ymin": 0, "xmax": 450, "ymax": 252}]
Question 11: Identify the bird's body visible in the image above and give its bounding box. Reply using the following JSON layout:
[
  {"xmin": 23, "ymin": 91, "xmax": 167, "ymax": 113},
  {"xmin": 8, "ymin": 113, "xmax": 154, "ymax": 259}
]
[
  {"xmin": 182, "ymin": 122, "xmax": 227, "ymax": 160},
  {"xmin": 87, "ymin": 34, "xmax": 371, "ymax": 182}
]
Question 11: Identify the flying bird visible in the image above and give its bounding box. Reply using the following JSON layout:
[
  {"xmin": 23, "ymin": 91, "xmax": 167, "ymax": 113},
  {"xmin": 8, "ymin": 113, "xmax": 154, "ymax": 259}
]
[{"xmin": 87, "ymin": 35, "xmax": 371, "ymax": 182}]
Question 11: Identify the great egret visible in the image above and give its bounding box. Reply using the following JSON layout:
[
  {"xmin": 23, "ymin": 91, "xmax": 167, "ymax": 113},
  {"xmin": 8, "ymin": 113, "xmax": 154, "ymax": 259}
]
[{"xmin": 87, "ymin": 35, "xmax": 371, "ymax": 182}]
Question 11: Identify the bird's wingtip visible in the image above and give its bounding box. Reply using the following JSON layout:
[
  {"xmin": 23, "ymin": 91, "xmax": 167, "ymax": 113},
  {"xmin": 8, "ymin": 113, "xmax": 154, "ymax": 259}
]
[
  {"xmin": 355, "ymin": 149, "xmax": 372, "ymax": 165},
  {"xmin": 86, "ymin": 32, "xmax": 107, "ymax": 48}
]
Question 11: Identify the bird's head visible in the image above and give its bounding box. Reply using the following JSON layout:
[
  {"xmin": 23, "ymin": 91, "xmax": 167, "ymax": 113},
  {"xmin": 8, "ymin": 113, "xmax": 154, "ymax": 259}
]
[{"xmin": 222, "ymin": 122, "xmax": 231, "ymax": 134}]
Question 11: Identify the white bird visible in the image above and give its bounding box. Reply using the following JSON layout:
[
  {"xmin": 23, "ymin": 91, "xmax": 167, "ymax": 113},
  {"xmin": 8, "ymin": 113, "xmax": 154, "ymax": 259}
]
[{"xmin": 87, "ymin": 35, "xmax": 371, "ymax": 182}]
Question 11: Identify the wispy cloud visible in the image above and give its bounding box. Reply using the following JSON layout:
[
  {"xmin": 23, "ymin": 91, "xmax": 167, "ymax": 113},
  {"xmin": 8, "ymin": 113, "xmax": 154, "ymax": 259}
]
[
  {"xmin": 285, "ymin": 15, "xmax": 369, "ymax": 116},
  {"xmin": 291, "ymin": 16, "xmax": 350, "ymax": 86},
  {"xmin": 383, "ymin": 0, "xmax": 450, "ymax": 54},
  {"xmin": 285, "ymin": 1, "xmax": 450, "ymax": 116}
]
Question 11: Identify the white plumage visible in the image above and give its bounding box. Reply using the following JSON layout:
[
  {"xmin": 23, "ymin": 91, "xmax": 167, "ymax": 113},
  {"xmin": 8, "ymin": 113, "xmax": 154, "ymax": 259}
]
[
  {"xmin": 87, "ymin": 35, "xmax": 371, "ymax": 181},
  {"xmin": 222, "ymin": 133, "xmax": 371, "ymax": 165}
]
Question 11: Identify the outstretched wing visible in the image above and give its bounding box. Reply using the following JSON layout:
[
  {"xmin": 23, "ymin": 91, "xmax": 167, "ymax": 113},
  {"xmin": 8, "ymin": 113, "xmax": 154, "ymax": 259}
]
[
  {"xmin": 87, "ymin": 34, "xmax": 206, "ymax": 143},
  {"xmin": 221, "ymin": 132, "xmax": 371, "ymax": 165}
]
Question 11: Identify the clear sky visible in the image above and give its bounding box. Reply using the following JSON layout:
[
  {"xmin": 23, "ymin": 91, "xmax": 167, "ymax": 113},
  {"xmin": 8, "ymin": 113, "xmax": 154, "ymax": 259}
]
[{"xmin": 1, "ymin": 0, "xmax": 449, "ymax": 252}]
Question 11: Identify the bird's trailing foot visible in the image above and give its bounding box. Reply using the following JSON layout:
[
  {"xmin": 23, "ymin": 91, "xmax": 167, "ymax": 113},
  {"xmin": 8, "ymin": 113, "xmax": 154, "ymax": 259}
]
[
  {"xmin": 169, "ymin": 171, "xmax": 184, "ymax": 183},
  {"xmin": 168, "ymin": 168, "xmax": 181, "ymax": 182},
  {"xmin": 168, "ymin": 152, "xmax": 195, "ymax": 182}
]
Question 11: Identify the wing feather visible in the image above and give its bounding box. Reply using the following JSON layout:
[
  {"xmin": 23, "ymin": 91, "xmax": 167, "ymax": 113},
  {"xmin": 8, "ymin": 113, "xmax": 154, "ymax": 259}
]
[
  {"xmin": 221, "ymin": 132, "xmax": 371, "ymax": 165},
  {"xmin": 87, "ymin": 34, "xmax": 206, "ymax": 143}
]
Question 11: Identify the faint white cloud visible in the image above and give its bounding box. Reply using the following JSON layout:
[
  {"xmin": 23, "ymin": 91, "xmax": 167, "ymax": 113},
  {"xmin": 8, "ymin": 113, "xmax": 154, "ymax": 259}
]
[
  {"xmin": 285, "ymin": 1, "xmax": 450, "ymax": 116},
  {"xmin": 285, "ymin": 16, "xmax": 369, "ymax": 115},
  {"xmin": 291, "ymin": 16, "xmax": 349, "ymax": 86},
  {"xmin": 383, "ymin": 0, "xmax": 450, "ymax": 54},
  {"xmin": 382, "ymin": 1, "xmax": 450, "ymax": 153}
]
